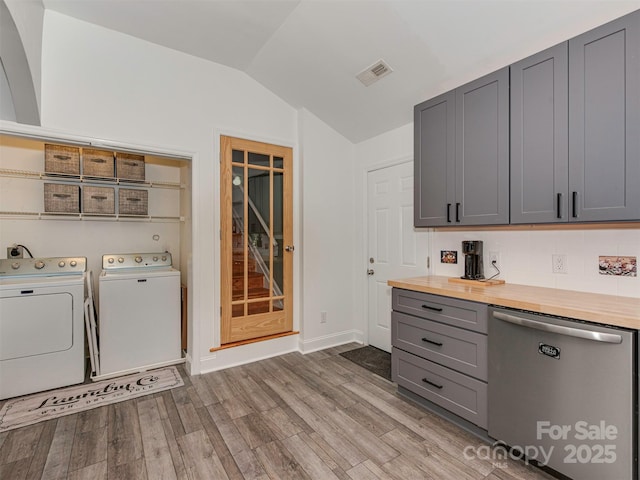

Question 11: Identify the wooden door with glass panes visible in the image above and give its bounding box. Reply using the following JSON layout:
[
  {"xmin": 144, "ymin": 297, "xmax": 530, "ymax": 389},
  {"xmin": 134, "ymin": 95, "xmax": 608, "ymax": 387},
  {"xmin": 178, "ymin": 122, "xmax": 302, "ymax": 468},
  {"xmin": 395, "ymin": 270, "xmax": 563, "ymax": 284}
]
[{"xmin": 220, "ymin": 136, "xmax": 293, "ymax": 344}]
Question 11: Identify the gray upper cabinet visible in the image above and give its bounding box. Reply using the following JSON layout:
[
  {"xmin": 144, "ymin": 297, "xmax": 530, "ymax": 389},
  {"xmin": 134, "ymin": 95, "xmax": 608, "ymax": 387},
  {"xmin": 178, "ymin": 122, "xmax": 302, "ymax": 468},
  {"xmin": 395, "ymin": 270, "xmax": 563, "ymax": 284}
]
[
  {"xmin": 455, "ymin": 68, "xmax": 510, "ymax": 226},
  {"xmin": 414, "ymin": 68, "xmax": 509, "ymax": 227},
  {"xmin": 414, "ymin": 91, "xmax": 455, "ymax": 226},
  {"xmin": 510, "ymin": 43, "xmax": 569, "ymax": 224},
  {"xmin": 568, "ymin": 10, "xmax": 640, "ymax": 222}
]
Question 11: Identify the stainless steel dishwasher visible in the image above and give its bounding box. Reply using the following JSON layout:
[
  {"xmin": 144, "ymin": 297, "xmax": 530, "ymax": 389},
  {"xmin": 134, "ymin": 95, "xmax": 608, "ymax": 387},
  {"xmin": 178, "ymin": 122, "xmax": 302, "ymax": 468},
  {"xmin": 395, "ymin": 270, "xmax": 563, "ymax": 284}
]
[{"xmin": 488, "ymin": 306, "xmax": 636, "ymax": 480}]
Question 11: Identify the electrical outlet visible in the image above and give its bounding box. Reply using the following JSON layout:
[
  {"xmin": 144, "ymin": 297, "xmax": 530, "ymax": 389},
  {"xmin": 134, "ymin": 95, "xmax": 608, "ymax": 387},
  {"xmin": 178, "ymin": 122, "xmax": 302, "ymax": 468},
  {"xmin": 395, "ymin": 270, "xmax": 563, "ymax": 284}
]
[
  {"xmin": 552, "ymin": 254, "xmax": 568, "ymax": 274},
  {"xmin": 489, "ymin": 251, "xmax": 500, "ymax": 267},
  {"xmin": 7, "ymin": 245, "xmax": 23, "ymax": 259},
  {"xmin": 320, "ymin": 311, "xmax": 327, "ymax": 324}
]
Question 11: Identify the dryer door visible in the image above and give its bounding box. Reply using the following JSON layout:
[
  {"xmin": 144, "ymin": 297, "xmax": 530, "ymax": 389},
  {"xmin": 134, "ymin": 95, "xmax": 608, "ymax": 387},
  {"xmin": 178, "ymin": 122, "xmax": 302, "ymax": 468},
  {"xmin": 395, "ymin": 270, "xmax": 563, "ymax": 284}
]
[{"xmin": 0, "ymin": 293, "xmax": 73, "ymax": 361}]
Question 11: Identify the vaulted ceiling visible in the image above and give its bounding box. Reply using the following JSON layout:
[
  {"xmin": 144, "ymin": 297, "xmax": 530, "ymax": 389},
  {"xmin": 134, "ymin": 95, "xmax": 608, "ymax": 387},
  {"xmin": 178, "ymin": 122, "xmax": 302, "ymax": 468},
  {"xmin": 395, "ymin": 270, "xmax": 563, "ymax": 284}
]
[{"xmin": 40, "ymin": 0, "xmax": 640, "ymax": 143}]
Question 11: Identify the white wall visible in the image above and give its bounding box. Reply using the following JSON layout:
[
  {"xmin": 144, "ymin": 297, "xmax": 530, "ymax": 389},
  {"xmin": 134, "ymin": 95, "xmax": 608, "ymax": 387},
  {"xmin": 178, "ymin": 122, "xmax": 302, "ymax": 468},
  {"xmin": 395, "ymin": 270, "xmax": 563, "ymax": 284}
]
[
  {"xmin": 35, "ymin": 11, "xmax": 303, "ymax": 374},
  {"xmin": 298, "ymin": 109, "xmax": 357, "ymax": 351}
]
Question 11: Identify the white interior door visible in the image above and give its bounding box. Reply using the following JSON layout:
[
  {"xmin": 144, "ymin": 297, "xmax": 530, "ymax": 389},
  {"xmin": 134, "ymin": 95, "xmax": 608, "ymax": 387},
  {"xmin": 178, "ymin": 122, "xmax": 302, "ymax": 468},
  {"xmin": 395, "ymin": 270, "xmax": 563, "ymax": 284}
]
[{"xmin": 367, "ymin": 161, "xmax": 429, "ymax": 352}]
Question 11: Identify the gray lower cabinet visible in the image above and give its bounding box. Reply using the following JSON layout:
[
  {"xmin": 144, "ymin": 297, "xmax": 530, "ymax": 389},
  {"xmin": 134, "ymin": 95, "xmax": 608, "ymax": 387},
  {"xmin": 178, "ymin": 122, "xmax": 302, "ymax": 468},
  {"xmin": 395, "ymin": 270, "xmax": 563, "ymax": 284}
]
[
  {"xmin": 391, "ymin": 288, "xmax": 489, "ymax": 429},
  {"xmin": 414, "ymin": 67, "xmax": 509, "ymax": 227}
]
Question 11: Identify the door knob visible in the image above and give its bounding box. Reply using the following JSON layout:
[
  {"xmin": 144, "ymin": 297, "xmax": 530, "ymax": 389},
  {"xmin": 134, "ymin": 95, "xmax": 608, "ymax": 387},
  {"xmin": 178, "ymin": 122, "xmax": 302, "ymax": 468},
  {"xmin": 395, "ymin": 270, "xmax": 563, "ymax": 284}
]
[
  {"xmin": 285, "ymin": 245, "xmax": 295, "ymax": 252},
  {"xmin": 367, "ymin": 269, "xmax": 375, "ymax": 276}
]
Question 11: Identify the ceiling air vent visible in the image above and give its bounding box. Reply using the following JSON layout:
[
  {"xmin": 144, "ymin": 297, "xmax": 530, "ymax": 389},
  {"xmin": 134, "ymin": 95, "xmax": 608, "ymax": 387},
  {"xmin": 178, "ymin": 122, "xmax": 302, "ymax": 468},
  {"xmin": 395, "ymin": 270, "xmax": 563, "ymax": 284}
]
[{"xmin": 356, "ymin": 59, "xmax": 393, "ymax": 87}]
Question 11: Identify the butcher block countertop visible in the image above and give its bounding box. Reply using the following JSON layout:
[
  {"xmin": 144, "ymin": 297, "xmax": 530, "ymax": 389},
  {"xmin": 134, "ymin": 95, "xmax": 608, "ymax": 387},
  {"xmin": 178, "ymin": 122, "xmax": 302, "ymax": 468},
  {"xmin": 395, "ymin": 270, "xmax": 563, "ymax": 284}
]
[{"xmin": 388, "ymin": 276, "xmax": 640, "ymax": 330}]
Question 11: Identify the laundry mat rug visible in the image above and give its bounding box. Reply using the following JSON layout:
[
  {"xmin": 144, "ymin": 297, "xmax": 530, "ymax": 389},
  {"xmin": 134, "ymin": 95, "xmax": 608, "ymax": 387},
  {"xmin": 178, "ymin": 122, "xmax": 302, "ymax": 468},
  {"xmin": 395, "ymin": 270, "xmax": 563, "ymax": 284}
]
[
  {"xmin": 0, "ymin": 366, "xmax": 184, "ymax": 432},
  {"xmin": 340, "ymin": 345, "xmax": 392, "ymax": 381}
]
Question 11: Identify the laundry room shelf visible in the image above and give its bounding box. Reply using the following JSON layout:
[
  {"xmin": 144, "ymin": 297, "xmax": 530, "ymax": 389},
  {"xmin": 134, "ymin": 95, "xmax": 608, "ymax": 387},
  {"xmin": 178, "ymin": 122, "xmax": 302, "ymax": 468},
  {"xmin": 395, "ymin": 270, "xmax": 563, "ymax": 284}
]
[
  {"xmin": 0, "ymin": 210, "xmax": 183, "ymax": 222},
  {"xmin": 0, "ymin": 168, "xmax": 183, "ymax": 189}
]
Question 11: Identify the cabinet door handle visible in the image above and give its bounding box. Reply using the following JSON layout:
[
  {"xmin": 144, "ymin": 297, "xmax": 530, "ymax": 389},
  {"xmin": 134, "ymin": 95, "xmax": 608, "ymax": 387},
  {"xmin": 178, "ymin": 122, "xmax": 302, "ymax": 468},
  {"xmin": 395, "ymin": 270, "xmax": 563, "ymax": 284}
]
[
  {"xmin": 421, "ymin": 304, "xmax": 443, "ymax": 312},
  {"xmin": 556, "ymin": 193, "xmax": 562, "ymax": 219},
  {"xmin": 572, "ymin": 191, "xmax": 579, "ymax": 218},
  {"xmin": 446, "ymin": 203, "xmax": 451, "ymax": 223},
  {"xmin": 421, "ymin": 337, "xmax": 443, "ymax": 347},
  {"xmin": 422, "ymin": 305, "xmax": 442, "ymax": 312},
  {"xmin": 422, "ymin": 378, "xmax": 443, "ymax": 389},
  {"xmin": 455, "ymin": 202, "xmax": 460, "ymax": 222}
]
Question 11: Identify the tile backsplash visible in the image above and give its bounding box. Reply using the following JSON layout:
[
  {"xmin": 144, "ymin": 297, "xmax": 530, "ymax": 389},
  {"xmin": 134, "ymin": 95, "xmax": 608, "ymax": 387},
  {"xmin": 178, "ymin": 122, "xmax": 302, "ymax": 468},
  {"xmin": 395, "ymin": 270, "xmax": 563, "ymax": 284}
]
[{"xmin": 432, "ymin": 228, "xmax": 640, "ymax": 298}]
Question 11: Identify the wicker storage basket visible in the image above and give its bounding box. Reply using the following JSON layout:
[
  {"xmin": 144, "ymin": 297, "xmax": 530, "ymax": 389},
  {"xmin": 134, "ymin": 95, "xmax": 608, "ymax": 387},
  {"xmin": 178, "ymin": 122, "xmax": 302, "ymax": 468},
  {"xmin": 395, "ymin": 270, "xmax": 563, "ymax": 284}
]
[
  {"xmin": 118, "ymin": 188, "xmax": 148, "ymax": 215},
  {"xmin": 83, "ymin": 186, "xmax": 115, "ymax": 214},
  {"xmin": 45, "ymin": 144, "xmax": 80, "ymax": 176},
  {"xmin": 116, "ymin": 153, "xmax": 145, "ymax": 181},
  {"xmin": 44, "ymin": 183, "xmax": 80, "ymax": 213},
  {"xmin": 82, "ymin": 149, "xmax": 114, "ymax": 178}
]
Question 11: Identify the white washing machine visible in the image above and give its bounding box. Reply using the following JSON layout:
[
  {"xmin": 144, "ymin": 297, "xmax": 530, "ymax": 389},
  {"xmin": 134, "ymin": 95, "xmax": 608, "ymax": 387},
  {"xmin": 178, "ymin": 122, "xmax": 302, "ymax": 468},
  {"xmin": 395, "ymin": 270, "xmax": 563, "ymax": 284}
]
[
  {"xmin": 97, "ymin": 252, "xmax": 182, "ymax": 379},
  {"xmin": 0, "ymin": 257, "xmax": 86, "ymax": 400}
]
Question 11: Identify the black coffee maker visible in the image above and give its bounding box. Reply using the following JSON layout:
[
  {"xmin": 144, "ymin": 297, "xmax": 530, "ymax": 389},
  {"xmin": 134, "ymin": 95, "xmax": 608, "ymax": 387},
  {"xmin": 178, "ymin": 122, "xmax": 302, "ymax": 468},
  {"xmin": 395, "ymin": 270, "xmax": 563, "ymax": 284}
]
[{"xmin": 461, "ymin": 240, "xmax": 484, "ymax": 280}]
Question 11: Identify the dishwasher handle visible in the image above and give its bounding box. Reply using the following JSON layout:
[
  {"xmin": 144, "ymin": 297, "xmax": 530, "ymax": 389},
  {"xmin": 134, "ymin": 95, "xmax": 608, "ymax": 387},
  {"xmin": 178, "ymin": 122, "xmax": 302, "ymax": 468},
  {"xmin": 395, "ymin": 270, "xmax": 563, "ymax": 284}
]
[{"xmin": 492, "ymin": 311, "xmax": 623, "ymax": 344}]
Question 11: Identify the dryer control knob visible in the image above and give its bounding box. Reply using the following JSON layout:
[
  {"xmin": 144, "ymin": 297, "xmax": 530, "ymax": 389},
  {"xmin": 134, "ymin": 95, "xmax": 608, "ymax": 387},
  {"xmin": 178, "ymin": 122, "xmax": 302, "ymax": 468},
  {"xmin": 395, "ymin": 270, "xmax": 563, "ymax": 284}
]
[
  {"xmin": 58, "ymin": 261, "xmax": 66, "ymax": 268},
  {"xmin": 11, "ymin": 262, "xmax": 20, "ymax": 270},
  {"xmin": 108, "ymin": 258, "xmax": 114, "ymax": 264},
  {"xmin": 162, "ymin": 256, "xmax": 167, "ymax": 261},
  {"xmin": 70, "ymin": 260, "xmax": 77, "ymax": 267},
  {"xmin": 153, "ymin": 256, "xmax": 159, "ymax": 262},
  {"xmin": 35, "ymin": 260, "xmax": 45, "ymax": 269},
  {"xmin": 118, "ymin": 257, "xmax": 124, "ymax": 263},
  {"xmin": 135, "ymin": 256, "xmax": 143, "ymax": 263}
]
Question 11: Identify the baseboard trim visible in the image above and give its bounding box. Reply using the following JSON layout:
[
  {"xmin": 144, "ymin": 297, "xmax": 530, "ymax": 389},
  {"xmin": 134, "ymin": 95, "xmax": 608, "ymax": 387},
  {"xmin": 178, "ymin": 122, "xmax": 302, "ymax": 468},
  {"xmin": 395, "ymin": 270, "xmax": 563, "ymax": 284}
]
[{"xmin": 299, "ymin": 330, "xmax": 364, "ymax": 354}]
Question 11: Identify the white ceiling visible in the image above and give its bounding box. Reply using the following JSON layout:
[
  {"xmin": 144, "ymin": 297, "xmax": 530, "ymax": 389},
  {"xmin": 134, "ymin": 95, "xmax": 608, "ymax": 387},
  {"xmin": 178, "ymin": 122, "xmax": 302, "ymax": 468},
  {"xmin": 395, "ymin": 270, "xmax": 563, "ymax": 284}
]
[{"xmin": 41, "ymin": 0, "xmax": 639, "ymax": 143}]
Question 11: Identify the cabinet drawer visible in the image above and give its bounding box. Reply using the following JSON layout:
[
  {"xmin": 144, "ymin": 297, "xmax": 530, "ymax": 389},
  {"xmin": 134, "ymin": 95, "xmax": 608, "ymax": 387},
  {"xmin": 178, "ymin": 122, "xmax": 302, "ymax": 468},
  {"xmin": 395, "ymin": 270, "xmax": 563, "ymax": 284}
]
[
  {"xmin": 44, "ymin": 183, "xmax": 80, "ymax": 213},
  {"xmin": 116, "ymin": 153, "xmax": 145, "ymax": 181},
  {"xmin": 45, "ymin": 144, "xmax": 80, "ymax": 176},
  {"xmin": 392, "ymin": 348, "xmax": 487, "ymax": 429},
  {"xmin": 392, "ymin": 311, "xmax": 487, "ymax": 381},
  {"xmin": 392, "ymin": 288, "xmax": 488, "ymax": 333}
]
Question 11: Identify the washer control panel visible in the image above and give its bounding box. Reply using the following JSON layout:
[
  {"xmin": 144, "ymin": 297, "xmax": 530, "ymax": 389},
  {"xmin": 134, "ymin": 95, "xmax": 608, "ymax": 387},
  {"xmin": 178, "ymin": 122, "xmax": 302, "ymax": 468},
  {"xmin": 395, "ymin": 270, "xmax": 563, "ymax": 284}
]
[
  {"xmin": 0, "ymin": 257, "xmax": 87, "ymax": 277},
  {"xmin": 102, "ymin": 252, "xmax": 173, "ymax": 270}
]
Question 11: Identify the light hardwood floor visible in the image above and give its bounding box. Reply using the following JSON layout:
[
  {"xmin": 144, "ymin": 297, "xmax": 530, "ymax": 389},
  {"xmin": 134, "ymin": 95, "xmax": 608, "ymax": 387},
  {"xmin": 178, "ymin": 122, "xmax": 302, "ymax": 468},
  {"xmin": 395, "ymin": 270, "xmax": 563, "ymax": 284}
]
[{"xmin": 0, "ymin": 344, "xmax": 556, "ymax": 480}]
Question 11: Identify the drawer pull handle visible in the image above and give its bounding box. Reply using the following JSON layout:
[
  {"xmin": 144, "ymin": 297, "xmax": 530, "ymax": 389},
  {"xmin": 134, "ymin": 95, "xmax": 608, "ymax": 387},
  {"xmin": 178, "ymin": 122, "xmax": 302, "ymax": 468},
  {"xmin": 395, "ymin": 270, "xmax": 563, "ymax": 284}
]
[
  {"xmin": 422, "ymin": 378, "xmax": 443, "ymax": 389},
  {"xmin": 53, "ymin": 154, "xmax": 71, "ymax": 160},
  {"xmin": 52, "ymin": 193, "xmax": 71, "ymax": 198},
  {"xmin": 91, "ymin": 195, "xmax": 108, "ymax": 200},
  {"xmin": 421, "ymin": 304, "xmax": 443, "ymax": 312},
  {"xmin": 90, "ymin": 158, "xmax": 107, "ymax": 163},
  {"xmin": 123, "ymin": 161, "xmax": 139, "ymax": 166},
  {"xmin": 421, "ymin": 337, "xmax": 443, "ymax": 347},
  {"xmin": 126, "ymin": 197, "xmax": 142, "ymax": 202},
  {"xmin": 455, "ymin": 202, "xmax": 461, "ymax": 222}
]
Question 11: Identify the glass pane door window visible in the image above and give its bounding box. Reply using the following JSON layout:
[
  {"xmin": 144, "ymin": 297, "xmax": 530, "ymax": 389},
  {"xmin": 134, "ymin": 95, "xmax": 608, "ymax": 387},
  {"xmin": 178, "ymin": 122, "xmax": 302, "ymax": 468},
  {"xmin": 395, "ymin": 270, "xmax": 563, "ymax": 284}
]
[{"xmin": 220, "ymin": 136, "xmax": 292, "ymax": 344}]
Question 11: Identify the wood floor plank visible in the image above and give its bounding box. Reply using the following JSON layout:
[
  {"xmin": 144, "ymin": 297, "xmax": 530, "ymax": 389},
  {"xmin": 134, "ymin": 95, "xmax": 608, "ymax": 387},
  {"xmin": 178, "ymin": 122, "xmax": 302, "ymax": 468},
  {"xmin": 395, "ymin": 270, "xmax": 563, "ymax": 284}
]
[
  {"xmin": 259, "ymin": 406, "xmax": 304, "ymax": 440},
  {"xmin": 0, "ymin": 422, "xmax": 45, "ymax": 464},
  {"xmin": 156, "ymin": 397, "xmax": 189, "ymax": 480},
  {"xmin": 107, "ymin": 401, "xmax": 143, "ymax": 468},
  {"xmin": 189, "ymin": 375, "xmax": 218, "ymax": 407},
  {"xmin": 41, "ymin": 415, "xmax": 77, "ymax": 480},
  {"xmin": 24, "ymin": 419, "xmax": 57, "ymax": 480},
  {"xmin": 215, "ymin": 419, "xmax": 251, "ymax": 455},
  {"xmin": 254, "ymin": 439, "xmax": 312, "ymax": 480},
  {"xmin": 230, "ymin": 449, "xmax": 270, "ymax": 480},
  {"xmin": 67, "ymin": 460, "xmax": 107, "ymax": 480},
  {"xmin": 68, "ymin": 425, "xmax": 108, "ymax": 473},
  {"xmin": 281, "ymin": 433, "xmax": 341, "ymax": 480},
  {"xmin": 343, "ymin": 401, "xmax": 398, "ymax": 437},
  {"xmin": 221, "ymin": 395, "xmax": 255, "ymax": 420},
  {"xmin": 157, "ymin": 391, "xmax": 186, "ymax": 438},
  {"xmin": 176, "ymin": 429, "xmax": 229, "ymax": 480},
  {"xmin": 136, "ymin": 396, "xmax": 177, "ymax": 480},
  {"xmin": 170, "ymin": 386, "xmax": 203, "ymax": 434},
  {"xmin": 0, "ymin": 457, "xmax": 30, "ymax": 480},
  {"xmin": 233, "ymin": 412, "xmax": 276, "ymax": 450},
  {"xmin": 264, "ymin": 377, "xmax": 367, "ymax": 467},
  {"xmin": 302, "ymin": 393, "xmax": 400, "ymax": 466},
  {"xmin": 193, "ymin": 406, "xmax": 244, "ymax": 480},
  {"xmin": 306, "ymin": 431, "xmax": 353, "ymax": 472},
  {"xmin": 110, "ymin": 456, "xmax": 148, "ymax": 480}
]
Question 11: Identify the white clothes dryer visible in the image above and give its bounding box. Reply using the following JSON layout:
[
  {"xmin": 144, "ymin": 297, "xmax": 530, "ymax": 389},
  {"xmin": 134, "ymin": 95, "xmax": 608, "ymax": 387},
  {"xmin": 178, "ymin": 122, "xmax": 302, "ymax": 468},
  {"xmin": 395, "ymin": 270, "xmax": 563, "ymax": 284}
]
[
  {"xmin": 97, "ymin": 252, "xmax": 182, "ymax": 379},
  {"xmin": 0, "ymin": 257, "xmax": 86, "ymax": 400}
]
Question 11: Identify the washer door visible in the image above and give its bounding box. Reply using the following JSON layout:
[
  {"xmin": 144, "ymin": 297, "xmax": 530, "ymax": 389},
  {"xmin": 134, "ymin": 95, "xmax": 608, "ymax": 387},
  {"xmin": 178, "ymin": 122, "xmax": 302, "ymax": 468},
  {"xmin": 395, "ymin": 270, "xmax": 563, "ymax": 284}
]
[{"xmin": 0, "ymin": 293, "xmax": 73, "ymax": 361}]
